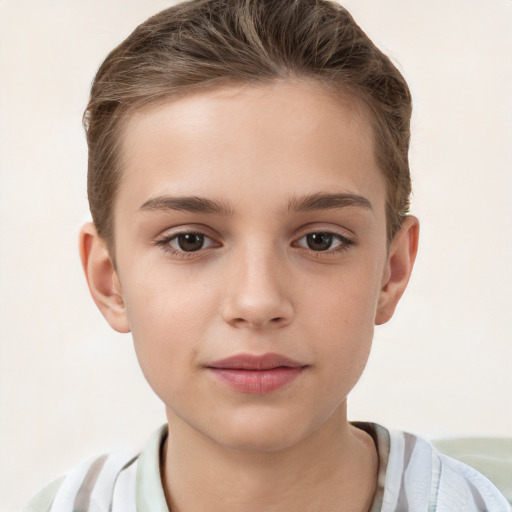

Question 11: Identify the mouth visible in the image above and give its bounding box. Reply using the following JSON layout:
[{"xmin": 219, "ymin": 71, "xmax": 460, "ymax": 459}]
[{"xmin": 206, "ymin": 353, "xmax": 308, "ymax": 394}]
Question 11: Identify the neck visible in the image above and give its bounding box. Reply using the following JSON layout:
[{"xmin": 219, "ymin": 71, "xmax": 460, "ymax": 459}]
[{"xmin": 161, "ymin": 405, "xmax": 378, "ymax": 512}]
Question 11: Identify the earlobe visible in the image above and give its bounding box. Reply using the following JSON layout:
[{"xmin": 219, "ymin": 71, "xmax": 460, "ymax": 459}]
[
  {"xmin": 375, "ymin": 216, "xmax": 419, "ymax": 325},
  {"xmin": 79, "ymin": 223, "xmax": 131, "ymax": 333}
]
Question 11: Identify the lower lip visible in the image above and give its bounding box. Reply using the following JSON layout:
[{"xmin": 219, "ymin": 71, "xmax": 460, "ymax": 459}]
[{"xmin": 208, "ymin": 367, "xmax": 305, "ymax": 394}]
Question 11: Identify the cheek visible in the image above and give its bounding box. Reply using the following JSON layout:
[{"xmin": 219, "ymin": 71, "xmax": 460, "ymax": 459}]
[
  {"xmin": 300, "ymin": 256, "xmax": 384, "ymax": 381},
  {"xmin": 306, "ymin": 300, "xmax": 374, "ymax": 407},
  {"xmin": 309, "ymin": 287, "xmax": 375, "ymax": 368},
  {"xmin": 119, "ymin": 267, "xmax": 219, "ymax": 391},
  {"xmin": 302, "ymin": 256, "xmax": 384, "ymax": 329},
  {"xmin": 123, "ymin": 262, "xmax": 219, "ymax": 331}
]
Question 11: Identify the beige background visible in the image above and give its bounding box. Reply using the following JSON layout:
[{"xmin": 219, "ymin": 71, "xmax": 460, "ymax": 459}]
[{"xmin": 1, "ymin": 1, "xmax": 511, "ymax": 510}]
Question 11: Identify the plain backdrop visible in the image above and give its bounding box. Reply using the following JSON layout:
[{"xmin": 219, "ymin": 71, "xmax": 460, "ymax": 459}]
[{"xmin": 1, "ymin": 1, "xmax": 511, "ymax": 510}]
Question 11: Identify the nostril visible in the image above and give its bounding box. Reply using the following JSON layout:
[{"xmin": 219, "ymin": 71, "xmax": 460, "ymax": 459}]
[{"xmin": 230, "ymin": 316, "xmax": 288, "ymax": 328}]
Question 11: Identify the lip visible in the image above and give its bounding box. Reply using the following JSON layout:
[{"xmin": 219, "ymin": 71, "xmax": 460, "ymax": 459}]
[{"xmin": 206, "ymin": 353, "xmax": 308, "ymax": 394}]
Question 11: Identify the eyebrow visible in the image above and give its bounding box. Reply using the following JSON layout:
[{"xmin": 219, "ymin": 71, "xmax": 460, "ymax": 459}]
[
  {"xmin": 288, "ymin": 193, "xmax": 373, "ymax": 213},
  {"xmin": 138, "ymin": 192, "xmax": 372, "ymax": 216},
  {"xmin": 139, "ymin": 195, "xmax": 234, "ymax": 215}
]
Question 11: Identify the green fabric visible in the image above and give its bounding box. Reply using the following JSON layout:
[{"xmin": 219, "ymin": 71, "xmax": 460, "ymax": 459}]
[
  {"xmin": 432, "ymin": 437, "xmax": 512, "ymax": 505},
  {"xmin": 22, "ymin": 476, "xmax": 65, "ymax": 512}
]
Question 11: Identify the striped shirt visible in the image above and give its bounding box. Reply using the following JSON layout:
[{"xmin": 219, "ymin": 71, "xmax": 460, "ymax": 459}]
[{"xmin": 24, "ymin": 423, "xmax": 512, "ymax": 512}]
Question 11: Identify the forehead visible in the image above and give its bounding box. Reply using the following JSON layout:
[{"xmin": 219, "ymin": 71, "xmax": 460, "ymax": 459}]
[{"xmin": 116, "ymin": 81, "xmax": 385, "ymax": 218}]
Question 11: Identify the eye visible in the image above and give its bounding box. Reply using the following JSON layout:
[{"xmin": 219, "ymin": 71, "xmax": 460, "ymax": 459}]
[
  {"xmin": 172, "ymin": 233, "xmax": 207, "ymax": 252},
  {"xmin": 157, "ymin": 231, "xmax": 217, "ymax": 254},
  {"xmin": 295, "ymin": 232, "xmax": 350, "ymax": 252}
]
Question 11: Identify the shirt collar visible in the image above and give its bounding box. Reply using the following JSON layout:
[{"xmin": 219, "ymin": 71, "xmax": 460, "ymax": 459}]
[
  {"xmin": 134, "ymin": 422, "xmax": 390, "ymax": 512},
  {"xmin": 136, "ymin": 424, "xmax": 169, "ymax": 512}
]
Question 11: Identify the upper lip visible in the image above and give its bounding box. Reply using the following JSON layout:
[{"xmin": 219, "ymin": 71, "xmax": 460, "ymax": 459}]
[{"xmin": 207, "ymin": 353, "xmax": 306, "ymax": 370}]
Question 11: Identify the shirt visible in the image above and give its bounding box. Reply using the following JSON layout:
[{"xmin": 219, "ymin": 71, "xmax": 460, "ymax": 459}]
[{"xmin": 24, "ymin": 423, "xmax": 512, "ymax": 512}]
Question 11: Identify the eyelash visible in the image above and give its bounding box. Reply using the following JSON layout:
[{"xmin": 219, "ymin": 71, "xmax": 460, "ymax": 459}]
[
  {"xmin": 155, "ymin": 231, "xmax": 218, "ymax": 258},
  {"xmin": 293, "ymin": 231, "xmax": 354, "ymax": 255},
  {"xmin": 155, "ymin": 229, "xmax": 354, "ymax": 259}
]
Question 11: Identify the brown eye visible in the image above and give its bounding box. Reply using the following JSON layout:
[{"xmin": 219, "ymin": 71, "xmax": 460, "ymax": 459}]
[
  {"xmin": 294, "ymin": 231, "xmax": 351, "ymax": 253},
  {"xmin": 305, "ymin": 233, "xmax": 335, "ymax": 251},
  {"xmin": 175, "ymin": 233, "xmax": 205, "ymax": 252},
  {"xmin": 156, "ymin": 231, "xmax": 218, "ymax": 256}
]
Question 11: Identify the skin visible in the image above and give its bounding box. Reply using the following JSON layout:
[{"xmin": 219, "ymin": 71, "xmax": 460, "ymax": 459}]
[{"xmin": 80, "ymin": 81, "xmax": 419, "ymax": 511}]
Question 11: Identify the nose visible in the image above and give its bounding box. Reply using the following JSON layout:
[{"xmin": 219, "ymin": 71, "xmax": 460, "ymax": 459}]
[{"xmin": 221, "ymin": 246, "xmax": 294, "ymax": 329}]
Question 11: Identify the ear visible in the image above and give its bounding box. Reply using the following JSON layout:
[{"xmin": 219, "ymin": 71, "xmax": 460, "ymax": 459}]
[
  {"xmin": 375, "ymin": 216, "xmax": 419, "ymax": 325},
  {"xmin": 79, "ymin": 222, "xmax": 131, "ymax": 333}
]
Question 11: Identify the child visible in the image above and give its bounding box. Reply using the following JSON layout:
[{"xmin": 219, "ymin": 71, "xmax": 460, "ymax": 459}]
[{"xmin": 24, "ymin": 0, "xmax": 511, "ymax": 510}]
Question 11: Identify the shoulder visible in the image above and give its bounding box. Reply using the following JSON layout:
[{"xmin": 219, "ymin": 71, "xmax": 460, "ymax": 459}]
[
  {"xmin": 23, "ymin": 477, "xmax": 65, "ymax": 512},
  {"xmin": 23, "ymin": 450, "xmax": 138, "ymax": 512},
  {"xmin": 23, "ymin": 425, "xmax": 168, "ymax": 512},
  {"xmin": 434, "ymin": 452, "xmax": 511, "ymax": 511},
  {"xmin": 379, "ymin": 426, "xmax": 511, "ymax": 512}
]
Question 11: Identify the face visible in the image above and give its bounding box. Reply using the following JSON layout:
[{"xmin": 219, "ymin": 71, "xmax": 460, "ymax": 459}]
[{"xmin": 101, "ymin": 82, "xmax": 404, "ymax": 452}]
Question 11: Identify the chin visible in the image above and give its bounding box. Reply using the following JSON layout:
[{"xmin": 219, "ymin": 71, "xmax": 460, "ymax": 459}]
[
  {"xmin": 206, "ymin": 408, "xmax": 320, "ymax": 453},
  {"xmin": 217, "ymin": 427, "xmax": 305, "ymax": 453}
]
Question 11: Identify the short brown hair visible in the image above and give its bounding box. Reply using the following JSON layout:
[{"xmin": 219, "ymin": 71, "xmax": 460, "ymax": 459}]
[{"xmin": 84, "ymin": 0, "xmax": 412, "ymax": 253}]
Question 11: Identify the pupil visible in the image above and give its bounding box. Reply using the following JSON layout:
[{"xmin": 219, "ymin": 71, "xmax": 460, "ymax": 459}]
[
  {"xmin": 307, "ymin": 233, "xmax": 333, "ymax": 251},
  {"xmin": 178, "ymin": 233, "xmax": 204, "ymax": 252}
]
